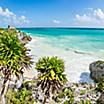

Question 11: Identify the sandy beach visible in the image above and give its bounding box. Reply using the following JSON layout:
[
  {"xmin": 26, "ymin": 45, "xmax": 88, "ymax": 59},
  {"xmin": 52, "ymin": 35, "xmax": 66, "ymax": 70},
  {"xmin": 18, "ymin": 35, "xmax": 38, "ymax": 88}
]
[{"xmin": 24, "ymin": 36, "xmax": 104, "ymax": 83}]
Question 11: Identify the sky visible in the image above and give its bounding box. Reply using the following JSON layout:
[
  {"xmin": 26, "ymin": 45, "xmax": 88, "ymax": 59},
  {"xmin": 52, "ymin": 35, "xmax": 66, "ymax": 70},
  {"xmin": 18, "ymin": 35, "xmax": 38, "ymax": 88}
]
[{"xmin": 0, "ymin": 0, "xmax": 104, "ymax": 27}]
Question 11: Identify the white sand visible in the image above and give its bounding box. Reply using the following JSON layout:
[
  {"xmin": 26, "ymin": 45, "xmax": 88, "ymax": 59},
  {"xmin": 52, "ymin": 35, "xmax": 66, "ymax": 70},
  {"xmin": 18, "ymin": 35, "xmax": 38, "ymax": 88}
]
[{"xmin": 24, "ymin": 36, "xmax": 104, "ymax": 83}]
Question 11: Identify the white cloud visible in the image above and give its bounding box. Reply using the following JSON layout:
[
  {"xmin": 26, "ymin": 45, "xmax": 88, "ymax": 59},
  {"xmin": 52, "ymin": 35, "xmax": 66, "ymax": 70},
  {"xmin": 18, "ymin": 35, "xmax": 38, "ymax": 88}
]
[
  {"xmin": 76, "ymin": 14, "xmax": 92, "ymax": 22},
  {"xmin": 19, "ymin": 15, "xmax": 29, "ymax": 24},
  {"xmin": 52, "ymin": 20, "xmax": 60, "ymax": 24},
  {"xmin": 0, "ymin": 7, "xmax": 15, "ymax": 17},
  {"xmin": 0, "ymin": 7, "xmax": 29, "ymax": 26},
  {"xmin": 94, "ymin": 9, "xmax": 104, "ymax": 20},
  {"xmin": 75, "ymin": 8, "xmax": 104, "ymax": 27}
]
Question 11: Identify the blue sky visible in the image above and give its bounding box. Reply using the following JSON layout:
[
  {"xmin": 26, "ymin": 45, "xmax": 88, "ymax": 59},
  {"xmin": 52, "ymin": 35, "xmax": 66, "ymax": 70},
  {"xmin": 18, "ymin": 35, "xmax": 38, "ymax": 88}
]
[{"xmin": 0, "ymin": 0, "xmax": 104, "ymax": 27}]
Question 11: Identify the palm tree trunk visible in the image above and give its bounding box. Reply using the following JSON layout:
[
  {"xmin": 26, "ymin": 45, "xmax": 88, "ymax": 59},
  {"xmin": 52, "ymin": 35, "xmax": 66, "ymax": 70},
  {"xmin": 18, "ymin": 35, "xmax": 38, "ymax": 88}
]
[
  {"xmin": 0, "ymin": 79, "xmax": 9, "ymax": 104},
  {"xmin": 15, "ymin": 74, "xmax": 23, "ymax": 89},
  {"xmin": 43, "ymin": 96, "xmax": 47, "ymax": 104}
]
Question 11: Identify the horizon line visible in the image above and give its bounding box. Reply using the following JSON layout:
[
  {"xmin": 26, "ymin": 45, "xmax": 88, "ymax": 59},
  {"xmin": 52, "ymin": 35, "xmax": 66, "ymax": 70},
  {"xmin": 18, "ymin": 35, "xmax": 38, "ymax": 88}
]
[
  {"xmin": 16, "ymin": 27, "xmax": 104, "ymax": 30},
  {"xmin": 1, "ymin": 26, "xmax": 104, "ymax": 30}
]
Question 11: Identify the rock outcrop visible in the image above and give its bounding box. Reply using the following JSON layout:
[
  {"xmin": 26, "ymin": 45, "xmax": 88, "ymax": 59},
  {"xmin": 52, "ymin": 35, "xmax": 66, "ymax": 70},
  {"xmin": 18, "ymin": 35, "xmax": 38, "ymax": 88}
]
[
  {"xmin": 7, "ymin": 25, "xmax": 32, "ymax": 44},
  {"xmin": 97, "ymin": 92, "xmax": 104, "ymax": 104},
  {"xmin": 17, "ymin": 30, "xmax": 32, "ymax": 44},
  {"xmin": 89, "ymin": 61, "xmax": 104, "ymax": 82}
]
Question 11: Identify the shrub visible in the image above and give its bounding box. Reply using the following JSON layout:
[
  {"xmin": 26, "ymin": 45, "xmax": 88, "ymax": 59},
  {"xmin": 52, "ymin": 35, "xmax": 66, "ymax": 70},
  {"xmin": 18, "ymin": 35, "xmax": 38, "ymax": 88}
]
[
  {"xmin": 6, "ymin": 88, "xmax": 34, "ymax": 104},
  {"xmin": 96, "ymin": 77, "xmax": 104, "ymax": 92},
  {"xmin": 53, "ymin": 87, "xmax": 74, "ymax": 104},
  {"xmin": 0, "ymin": 29, "xmax": 32, "ymax": 102},
  {"xmin": 35, "ymin": 56, "xmax": 67, "ymax": 103}
]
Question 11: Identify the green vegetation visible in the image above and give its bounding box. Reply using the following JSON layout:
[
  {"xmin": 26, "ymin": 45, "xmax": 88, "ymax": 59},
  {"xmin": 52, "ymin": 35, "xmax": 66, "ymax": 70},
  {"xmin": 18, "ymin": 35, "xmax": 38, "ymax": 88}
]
[
  {"xmin": 0, "ymin": 28, "xmax": 32, "ymax": 103},
  {"xmin": 0, "ymin": 27, "xmax": 102, "ymax": 104},
  {"xmin": 95, "ymin": 60, "xmax": 104, "ymax": 68},
  {"xmin": 35, "ymin": 56, "xmax": 67, "ymax": 103},
  {"xmin": 96, "ymin": 77, "xmax": 104, "ymax": 104},
  {"xmin": 6, "ymin": 88, "xmax": 34, "ymax": 104},
  {"xmin": 80, "ymin": 99, "xmax": 91, "ymax": 104},
  {"xmin": 79, "ymin": 90, "xmax": 87, "ymax": 95},
  {"xmin": 53, "ymin": 87, "xmax": 74, "ymax": 104},
  {"xmin": 5, "ymin": 80, "xmax": 37, "ymax": 104},
  {"xmin": 96, "ymin": 77, "xmax": 104, "ymax": 92},
  {"xmin": 0, "ymin": 28, "xmax": 4, "ymax": 33}
]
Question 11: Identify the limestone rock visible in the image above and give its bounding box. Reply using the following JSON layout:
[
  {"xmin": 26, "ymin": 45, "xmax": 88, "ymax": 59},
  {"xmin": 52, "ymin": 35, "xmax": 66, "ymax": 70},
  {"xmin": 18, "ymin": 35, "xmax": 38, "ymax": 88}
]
[
  {"xmin": 97, "ymin": 92, "xmax": 104, "ymax": 104},
  {"xmin": 89, "ymin": 61, "xmax": 104, "ymax": 82}
]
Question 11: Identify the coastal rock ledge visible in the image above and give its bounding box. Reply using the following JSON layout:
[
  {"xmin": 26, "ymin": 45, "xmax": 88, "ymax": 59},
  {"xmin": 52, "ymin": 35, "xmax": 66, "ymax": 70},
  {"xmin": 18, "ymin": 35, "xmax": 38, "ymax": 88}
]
[
  {"xmin": 89, "ymin": 60, "xmax": 104, "ymax": 82},
  {"xmin": 97, "ymin": 92, "xmax": 104, "ymax": 104}
]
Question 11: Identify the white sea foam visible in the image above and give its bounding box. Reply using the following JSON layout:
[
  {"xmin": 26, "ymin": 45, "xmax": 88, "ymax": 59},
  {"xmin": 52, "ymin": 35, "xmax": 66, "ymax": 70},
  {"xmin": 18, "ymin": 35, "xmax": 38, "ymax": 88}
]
[{"xmin": 25, "ymin": 36, "xmax": 104, "ymax": 83}]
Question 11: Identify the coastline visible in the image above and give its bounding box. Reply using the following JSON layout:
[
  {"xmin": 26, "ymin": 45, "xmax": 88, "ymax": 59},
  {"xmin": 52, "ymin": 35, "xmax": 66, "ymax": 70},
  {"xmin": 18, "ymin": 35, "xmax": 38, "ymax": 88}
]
[
  {"xmin": 0, "ymin": 27, "xmax": 104, "ymax": 103},
  {"xmin": 24, "ymin": 36, "xmax": 104, "ymax": 83}
]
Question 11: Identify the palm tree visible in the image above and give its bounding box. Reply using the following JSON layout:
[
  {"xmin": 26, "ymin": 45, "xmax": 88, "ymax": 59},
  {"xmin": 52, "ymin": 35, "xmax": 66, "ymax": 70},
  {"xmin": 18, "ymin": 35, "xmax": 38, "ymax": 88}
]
[
  {"xmin": 35, "ymin": 56, "xmax": 67, "ymax": 104},
  {"xmin": 0, "ymin": 29, "xmax": 32, "ymax": 104}
]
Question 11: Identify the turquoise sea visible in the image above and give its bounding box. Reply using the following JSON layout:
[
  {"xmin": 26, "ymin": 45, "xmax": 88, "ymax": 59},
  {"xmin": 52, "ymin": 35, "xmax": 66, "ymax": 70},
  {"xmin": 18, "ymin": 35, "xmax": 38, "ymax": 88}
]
[
  {"xmin": 18, "ymin": 28, "xmax": 104, "ymax": 82},
  {"xmin": 19, "ymin": 28, "xmax": 104, "ymax": 52}
]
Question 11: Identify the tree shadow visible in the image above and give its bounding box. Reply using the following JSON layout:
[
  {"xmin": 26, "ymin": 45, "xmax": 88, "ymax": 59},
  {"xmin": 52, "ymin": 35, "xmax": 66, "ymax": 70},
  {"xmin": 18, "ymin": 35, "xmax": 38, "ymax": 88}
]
[{"xmin": 79, "ymin": 72, "xmax": 94, "ymax": 83}]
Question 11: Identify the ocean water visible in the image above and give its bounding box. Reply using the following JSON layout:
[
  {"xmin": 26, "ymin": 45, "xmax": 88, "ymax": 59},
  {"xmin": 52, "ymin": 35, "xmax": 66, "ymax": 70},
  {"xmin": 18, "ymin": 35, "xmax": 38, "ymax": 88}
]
[
  {"xmin": 19, "ymin": 28, "xmax": 104, "ymax": 52},
  {"xmin": 19, "ymin": 28, "xmax": 104, "ymax": 83}
]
